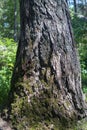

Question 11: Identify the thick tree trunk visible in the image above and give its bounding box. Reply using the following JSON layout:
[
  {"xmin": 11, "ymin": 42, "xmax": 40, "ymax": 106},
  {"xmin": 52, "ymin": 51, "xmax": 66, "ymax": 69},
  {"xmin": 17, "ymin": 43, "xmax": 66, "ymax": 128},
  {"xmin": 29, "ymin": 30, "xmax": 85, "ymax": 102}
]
[{"xmin": 8, "ymin": 0, "xmax": 86, "ymax": 129}]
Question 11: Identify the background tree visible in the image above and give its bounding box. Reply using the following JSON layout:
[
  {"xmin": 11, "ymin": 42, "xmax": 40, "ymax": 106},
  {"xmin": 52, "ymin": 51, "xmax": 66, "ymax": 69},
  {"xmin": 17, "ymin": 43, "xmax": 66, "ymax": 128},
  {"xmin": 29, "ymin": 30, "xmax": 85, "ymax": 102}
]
[
  {"xmin": 74, "ymin": 0, "xmax": 77, "ymax": 13},
  {"xmin": 0, "ymin": 0, "xmax": 20, "ymax": 40},
  {"xmin": 68, "ymin": 0, "xmax": 87, "ymax": 16},
  {"xmin": 6, "ymin": 0, "xmax": 87, "ymax": 129}
]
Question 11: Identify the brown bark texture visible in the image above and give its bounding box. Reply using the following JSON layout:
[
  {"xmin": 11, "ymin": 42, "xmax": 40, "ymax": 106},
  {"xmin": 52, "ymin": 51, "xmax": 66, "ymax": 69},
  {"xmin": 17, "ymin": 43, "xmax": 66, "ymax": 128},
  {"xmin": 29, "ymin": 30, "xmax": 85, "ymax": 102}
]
[{"xmin": 8, "ymin": 0, "xmax": 86, "ymax": 129}]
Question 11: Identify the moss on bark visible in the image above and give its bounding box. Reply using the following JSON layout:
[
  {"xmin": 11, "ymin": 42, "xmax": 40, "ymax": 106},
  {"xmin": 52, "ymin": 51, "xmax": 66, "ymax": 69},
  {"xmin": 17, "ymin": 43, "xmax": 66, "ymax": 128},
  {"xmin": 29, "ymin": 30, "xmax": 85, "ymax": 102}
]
[{"xmin": 8, "ymin": 79, "xmax": 78, "ymax": 130}]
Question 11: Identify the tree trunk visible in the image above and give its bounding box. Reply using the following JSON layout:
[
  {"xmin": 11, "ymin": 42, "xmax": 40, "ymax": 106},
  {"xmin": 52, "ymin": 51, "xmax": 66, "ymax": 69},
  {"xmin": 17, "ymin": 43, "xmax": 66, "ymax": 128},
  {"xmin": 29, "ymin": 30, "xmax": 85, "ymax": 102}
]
[
  {"xmin": 8, "ymin": 0, "xmax": 86, "ymax": 129},
  {"xmin": 14, "ymin": 0, "xmax": 17, "ymax": 41},
  {"xmin": 74, "ymin": 0, "xmax": 77, "ymax": 13}
]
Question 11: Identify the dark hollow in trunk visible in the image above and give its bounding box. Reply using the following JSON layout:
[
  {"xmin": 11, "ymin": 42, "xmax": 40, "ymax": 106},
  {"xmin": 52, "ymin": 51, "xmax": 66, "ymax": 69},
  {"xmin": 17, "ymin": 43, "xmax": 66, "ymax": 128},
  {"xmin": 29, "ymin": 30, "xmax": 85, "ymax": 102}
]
[{"xmin": 8, "ymin": 0, "xmax": 86, "ymax": 129}]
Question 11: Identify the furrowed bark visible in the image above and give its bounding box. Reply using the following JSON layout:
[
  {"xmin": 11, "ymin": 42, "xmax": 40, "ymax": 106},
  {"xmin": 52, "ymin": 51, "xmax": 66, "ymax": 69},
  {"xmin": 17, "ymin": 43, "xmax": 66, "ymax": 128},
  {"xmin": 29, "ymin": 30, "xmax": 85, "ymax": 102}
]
[{"xmin": 8, "ymin": 0, "xmax": 86, "ymax": 129}]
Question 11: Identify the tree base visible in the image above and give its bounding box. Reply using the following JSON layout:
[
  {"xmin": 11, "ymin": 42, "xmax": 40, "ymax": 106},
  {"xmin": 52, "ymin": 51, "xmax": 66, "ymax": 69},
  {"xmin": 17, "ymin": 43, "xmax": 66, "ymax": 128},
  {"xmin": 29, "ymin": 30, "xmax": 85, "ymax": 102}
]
[{"xmin": 7, "ymin": 79, "xmax": 85, "ymax": 130}]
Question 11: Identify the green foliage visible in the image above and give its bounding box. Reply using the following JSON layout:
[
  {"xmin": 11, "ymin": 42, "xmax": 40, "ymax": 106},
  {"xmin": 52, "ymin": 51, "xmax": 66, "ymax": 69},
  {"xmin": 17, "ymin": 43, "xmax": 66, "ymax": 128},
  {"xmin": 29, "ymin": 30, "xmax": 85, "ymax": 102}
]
[
  {"xmin": 71, "ymin": 13, "xmax": 87, "ymax": 93},
  {"xmin": 0, "ymin": 38, "xmax": 17, "ymax": 107}
]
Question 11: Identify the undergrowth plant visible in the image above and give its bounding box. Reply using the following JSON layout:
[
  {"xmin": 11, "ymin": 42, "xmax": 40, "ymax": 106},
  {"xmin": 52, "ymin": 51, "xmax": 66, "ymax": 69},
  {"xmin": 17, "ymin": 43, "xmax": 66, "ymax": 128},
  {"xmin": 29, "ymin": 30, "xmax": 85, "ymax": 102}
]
[{"xmin": 0, "ymin": 38, "xmax": 17, "ymax": 108}]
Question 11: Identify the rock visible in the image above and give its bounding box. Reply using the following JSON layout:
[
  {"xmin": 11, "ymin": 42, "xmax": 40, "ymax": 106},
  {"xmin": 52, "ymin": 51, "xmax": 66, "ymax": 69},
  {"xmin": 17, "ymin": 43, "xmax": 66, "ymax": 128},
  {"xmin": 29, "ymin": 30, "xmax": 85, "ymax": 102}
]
[{"xmin": 0, "ymin": 118, "xmax": 11, "ymax": 130}]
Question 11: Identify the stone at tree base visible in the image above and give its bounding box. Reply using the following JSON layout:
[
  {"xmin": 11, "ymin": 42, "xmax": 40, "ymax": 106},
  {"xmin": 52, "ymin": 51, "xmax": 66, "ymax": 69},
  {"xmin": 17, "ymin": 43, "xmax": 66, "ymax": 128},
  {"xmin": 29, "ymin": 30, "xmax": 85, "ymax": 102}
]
[{"xmin": 0, "ymin": 118, "xmax": 11, "ymax": 130}]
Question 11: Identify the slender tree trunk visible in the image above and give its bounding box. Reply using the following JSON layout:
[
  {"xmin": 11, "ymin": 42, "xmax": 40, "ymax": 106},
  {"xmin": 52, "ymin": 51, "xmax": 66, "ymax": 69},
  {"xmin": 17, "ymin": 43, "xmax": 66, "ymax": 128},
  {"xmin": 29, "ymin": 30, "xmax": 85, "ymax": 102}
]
[
  {"xmin": 74, "ymin": 0, "xmax": 77, "ymax": 13},
  {"xmin": 13, "ymin": 1, "xmax": 20, "ymax": 42},
  {"xmin": 8, "ymin": 0, "xmax": 86, "ymax": 129},
  {"xmin": 14, "ymin": 0, "xmax": 17, "ymax": 41}
]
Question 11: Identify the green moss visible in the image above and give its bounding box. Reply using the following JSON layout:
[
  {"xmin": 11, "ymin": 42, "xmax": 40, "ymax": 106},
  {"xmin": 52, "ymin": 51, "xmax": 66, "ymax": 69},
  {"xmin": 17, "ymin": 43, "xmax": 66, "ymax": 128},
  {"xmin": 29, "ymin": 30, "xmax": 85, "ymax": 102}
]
[
  {"xmin": 41, "ymin": 80, "xmax": 49, "ymax": 87},
  {"xmin": 10, "ymin": 94, "xmax": 78, "ymax": 130},
  {"xmin": 16, "ymin": 79, "xmax": 33, "ymax": 94},
  {"xmin": 9, "ymin": 78, "xmax": 78, "ymax": 130}
]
